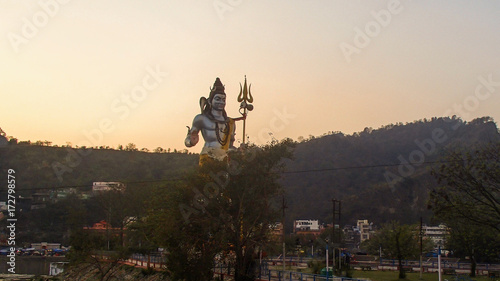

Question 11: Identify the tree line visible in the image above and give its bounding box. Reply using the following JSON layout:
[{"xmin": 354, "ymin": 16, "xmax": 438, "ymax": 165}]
[{"xmin": 4, "ymin": 137, "xmax": 190, "ymax": 154}]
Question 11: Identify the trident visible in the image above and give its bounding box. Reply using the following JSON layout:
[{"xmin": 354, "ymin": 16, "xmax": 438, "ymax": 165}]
[{"xmin": 236, "ymin": 76, "xmax": 254, "ymax": 145}]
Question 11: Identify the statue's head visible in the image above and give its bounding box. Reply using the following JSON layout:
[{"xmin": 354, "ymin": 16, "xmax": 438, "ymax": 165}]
[
  {"xmin": 203, "ymin": 77, "xmax": 228, "ymax": 119},
  {"xmin": 208, "ymin": 78, "xmax": 226, "ymax": 105}
]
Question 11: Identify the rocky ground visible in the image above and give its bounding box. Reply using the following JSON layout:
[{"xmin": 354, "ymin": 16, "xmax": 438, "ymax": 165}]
[
  {"xmin": 58, "ymin": 263, "xmax": 171, "ymax": 281},
  {"xmin": 0, "ymin": 264, "xmax": 171, "ymax": 281}
]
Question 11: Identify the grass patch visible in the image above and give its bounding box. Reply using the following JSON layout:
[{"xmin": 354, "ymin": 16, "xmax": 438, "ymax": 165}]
[
  {"xmin": 352, "ymin": 270, "xmax": 494, "ymax": 281},
  {"xmin": 268, "ymin": 264, "xmax": 496, "ymax": 281}
]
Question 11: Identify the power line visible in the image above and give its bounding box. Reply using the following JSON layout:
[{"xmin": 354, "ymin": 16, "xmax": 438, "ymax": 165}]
[
  {"xmin": 13, "ymin": 179, "xmax": 187, "ymax": 192},
  {"xmin": 281, "ymin": 158, "xmax": 473, "ymax": 175},
  {"xmin": 10, "ymin": 158, "xmax": 473, "ymax": 192}
]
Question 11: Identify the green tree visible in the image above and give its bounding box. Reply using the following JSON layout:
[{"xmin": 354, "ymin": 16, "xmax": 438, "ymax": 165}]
[
  {"xmin": 137, "ymin": 139, "xmax": 294, "ymax": 281},
  {"xmin": 430, "ymin": 142, "xmax": 500, "ymax": 277},
  {"xmin": 125, "ymin": 143, "xmax": 138, "ymax": 151},
  {"xmin": 93, "ymin": 183, "xmax": 156, "ymax": 250},
  {"xmin": 67, "ymin": 230, "xmax": 130, "ymax": 281},
  {"xmin": 134, "ymin": 166, "xmax": 227, "ymax": 280},
  {"xmin": 361, "ymin": 221, "xmax": 425, "ymax": 279},
  {"xmin": 153, "ymin": 147, "xmax": 165, "ymax": 153},
  {"xmin": 94, "ymin": 189, "xmax": 128, "ymax": 249},
  {"xmin": 429, "ymin": 142, "xmax": 500, "ymax": 232},
  {"xmin": 445, "ymin": 220, "xmax": 500, "ymax": 277},
  {"xmin": 63, "ymin": 193, "xmax": 88, "ymax": 242},
  {"xmin": 219, "ymin": 140, "xmax": 294, "ymax": 281}
]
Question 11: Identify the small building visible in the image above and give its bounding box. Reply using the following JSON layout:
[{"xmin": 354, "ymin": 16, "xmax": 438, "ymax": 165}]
[
  {"xmin": 50, "ymin": 262, "xmax": 68, "ymax": 276},
  {"xmin": 270, "ymin": 222, "xmax": 284, "ymax": 239},
  {"xmin": 92, "ymin": 182, "xmax": 126, "ymax": 193},
  {"xmin": 84, "ymin": 220, "xmax": 112, "ymax": 231},
  {"xmin": 294, "ymin": 220, "xmax": 320, "ymax": 232},
  {"xmin": 294, "ymin": 219, "xmax": 323, "ymax": 236},
  {"xmin": 357, "ymin": 219, "xmax": 372, "ymax": 243},
  {"xmin": 18, "ymin": 196, "xmax": 33, "ymax": 212},
  {"xmin": 83, "ymin": 220, "xmax": 125, "ymax": 237},
  {"xmin": 31, "ymin": 193, "xmax": 52, "ymax": 209},
  {"xmin": 422, "ymin": 224, "xmax": 448, "ymax": 247},
  {"xmin": 342, "ymin": 224, "xmax": 360, "ymax": 248},
  {"xmin": 52, "ymin": 188, "xmax": 77, "ymax": 200},
  {"xmin": 83, "ymin": 220, "xmax": 127, "ymax": 247},
  {"xmin": 31, "ymin": 242, "xmax": 61, "ymax": 251}
]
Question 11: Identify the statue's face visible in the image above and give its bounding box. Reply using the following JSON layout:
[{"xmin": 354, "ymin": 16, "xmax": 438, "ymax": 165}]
[{"xmin": 211, "ymin": 94, "xmax": 226, "ymax": 111}]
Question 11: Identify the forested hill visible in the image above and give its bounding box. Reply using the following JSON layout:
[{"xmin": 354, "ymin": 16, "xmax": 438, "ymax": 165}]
[
  {"xmin": 281, "ymin": 116, "xmax": 500, "ymax": 228},
  {"xmin": 0, "ymin": 145, "xmax": 199, "ymax": 195},
  {"xmin": 1, "ymin": 116, "xmax": 498, "ymax": 228}
]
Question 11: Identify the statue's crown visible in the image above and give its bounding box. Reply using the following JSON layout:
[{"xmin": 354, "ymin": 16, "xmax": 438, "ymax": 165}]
[{"xmin": 210, "ymin": 77, "xmax": 225, "ymax": 95}]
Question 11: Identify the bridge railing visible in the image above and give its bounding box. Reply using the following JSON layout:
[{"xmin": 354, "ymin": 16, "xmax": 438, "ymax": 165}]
[{"xmin": 213, "ymin": 263, "xmax": 368, "ymax": 281}]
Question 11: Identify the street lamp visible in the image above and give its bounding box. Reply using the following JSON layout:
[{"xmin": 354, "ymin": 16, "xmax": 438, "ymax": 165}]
[
  {"xmin": 438, "ymin": 242, "xmax": 442, "ymax": 281},
  {"xmin": 326, "ymin": 238, "xmax": 329, "ymax": 279},
  {"xmin": 379, "ymin": 244, "xmax": 382, "ymax": 265}
]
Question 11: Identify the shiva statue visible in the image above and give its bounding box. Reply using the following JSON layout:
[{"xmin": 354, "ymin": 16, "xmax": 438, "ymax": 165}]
[{"xmin": 185, "ymin": 78, "xmax": 236, "ymax": 163}]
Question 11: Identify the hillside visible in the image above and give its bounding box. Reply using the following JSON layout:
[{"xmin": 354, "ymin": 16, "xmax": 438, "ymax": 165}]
[
  {"xmin": 281, "ymin": 116, "xmax": 500, "ymax": 228},
  {"xmin": 0, "ymin": 145, "xmax": 199, "ymax": 196},
  {"xmin": 1, "ymin": 116, "xmax": 498, "ymax": 231},
  {"xmin": 0, "ymin": 145, "xmax": 200, "ymax": 244}
]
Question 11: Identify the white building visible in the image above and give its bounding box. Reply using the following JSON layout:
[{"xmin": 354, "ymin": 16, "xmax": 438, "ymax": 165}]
[
  {"xmin": 294, "ymin": 219, "xmax": 320, "ymax": 232},
  {"xmin": 50, "ymin": 262, "xmax": 68, "ymax": 276},
  {"xmin": 422, "ymin": 224, "xmax": 448, "ymax": 247},
  {"xmin": 92, "ymin": 182, "xmax": 126, "ymax": 193},
  {"xmin": 357, "ymin": 219, "xmax": 372, "ymax": 242},
  {"xmin": 31, "ymin": 242, "xmax": 61, "ymax": 250}
]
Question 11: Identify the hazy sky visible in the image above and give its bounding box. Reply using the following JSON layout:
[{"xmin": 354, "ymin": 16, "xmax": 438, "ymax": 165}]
[{"xmin": 2, "ymin": 0, "xmax": 499, "ymax": 152}]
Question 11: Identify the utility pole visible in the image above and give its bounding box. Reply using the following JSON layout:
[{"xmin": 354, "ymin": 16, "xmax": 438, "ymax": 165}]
[
  {"xmin": 107, "ymin": 207, "xmax": 111, "ymax": 250},
  {"xmin": 282, "ymin": 195, "xmax": 287, "ymax": 273},
  {"xmin": 332, "ymin": 199, "xmax": 341, "ymax": 273},
  {"xmin": 438, "ymin": 245, "xmax": 442, "ymax": 281},
  {"xmin": 326, "ymin": 238, "xmax": 329, "ymax": 279},
  {"xmin": 419, "ymin": 217, "xmax": 423, "ymax": 279}
]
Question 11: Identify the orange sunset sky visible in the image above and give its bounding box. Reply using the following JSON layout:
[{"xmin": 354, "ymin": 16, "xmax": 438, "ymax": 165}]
[{"xmin": 1, "ymin": 1, "xmax": 499, "ymax": 152}]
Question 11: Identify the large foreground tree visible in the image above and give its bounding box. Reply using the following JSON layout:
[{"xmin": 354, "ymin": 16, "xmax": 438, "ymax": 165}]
[
  {"xmin": 429, "ymin": 141, "xmax": 500, "ymax": 276},
  {"xmin": 429, "ymin": 142, "xmax": 500, "ymax": 232},
  {"xmin": 137, "ymin": 139, "xmax": 294, "ymax": 281},
  {"xmin": 444, "ymin": 219, "xmax": 500, "ymax": 277}
]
